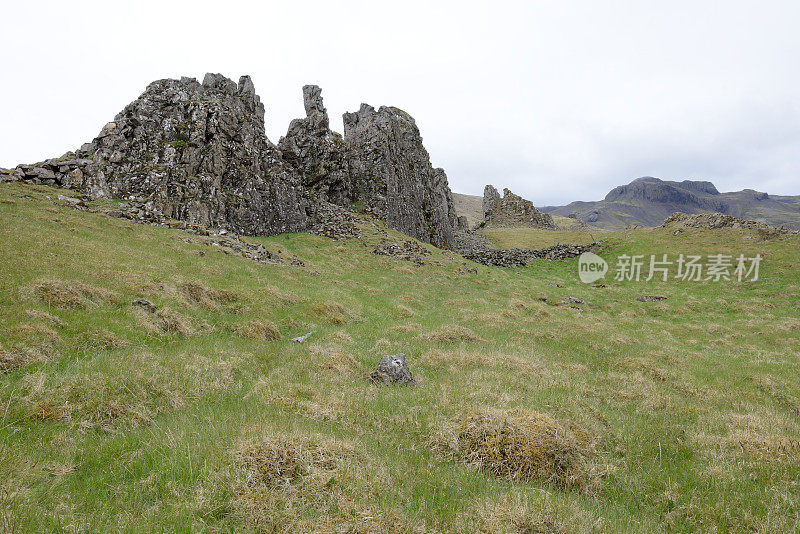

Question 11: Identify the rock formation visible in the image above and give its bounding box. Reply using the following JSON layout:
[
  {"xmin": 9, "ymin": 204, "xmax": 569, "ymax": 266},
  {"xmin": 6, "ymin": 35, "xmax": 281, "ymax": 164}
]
[
  {"xmin": 480, "ymin": 185, "xmax": 555, "ymax": 229},
  {"xmin": 342, "ymin": 105, "xmax": 458, "ymax": 248},
  {"xmin": 13, "ymin": 74, "xmax": 311, "ymax": 236},
  {"xmin": 277, "ymin": 85, "xmax": 351, "ymax": 205},
  {"xmin": 8, "ymin": 75, "xmax": 459, "ymax": 248},
  {"xmin": 482, "ymin": 185, "xmax": 501, "ymax": 220},
  {"xmin": 370, "ymin": 353, "xmax": 416, "ymax": 385},
  {"xmin": 279, "ymin": 87, "xmax": 459, "ymax": 248}
]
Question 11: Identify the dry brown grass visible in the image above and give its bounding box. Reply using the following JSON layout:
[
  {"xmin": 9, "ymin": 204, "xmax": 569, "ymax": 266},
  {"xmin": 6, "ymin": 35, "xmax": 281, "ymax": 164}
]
[
  {"xmin": 693, "ymin": 410, "xmax": 800, "ymax": 462},
  {"xmin": 753, "ymin": 375, "xmax": 800, "ymax": 417},
  {"xmin": 0, "ymin": 325, "xmax": 61, "ymax": 373},
  {"xmin": 419, "ymin": 325, "xmax": 486, "ymax": 343},
  {"xmin": 312, "ymin": 301, "xmax": 349, "ymax": 325},
  {"xmin": 179, "ymin": 281, "xmax": 238, "ymax": 311},
  {"xmin": 133, "ymin": 306, "xmax": 192, "ymax": 336},
  {"xmin": 187, "ymin": 353, "xmax": 243, "ymax": 393},
  {"xmin": 32, "ymin": 279, "xmax": 117, "ymax": 309},
  {"xmin": 231, "ymin": 435, "xmax": 388, "ymax": 532},
  {"xmin": 390, "ymin": 322, "xmax": 421, "ymax": 334},
  {"xmin": 326, "ymin": 330, "xmax": 354, "ymax": 344},
  {"xmin": 263, "ymin": 284, "xmax": 300, "ymax": 305},
  {"xmin": 431, "ymin": 409, "xmax": 592, "ymax": 489},
  {"xmin": 0, "ymin": 347, "xmax": 35, "ymax": 374},
  {"xmin": 23, "ymin": 366, "xmax": 185, "ymax": 431},
  {"xmin": 395, "ymin": 304, "xmax": 415, "ymax": 317},
  {"xmin": 235, "ymin": 319, "xmax": 281, "ymax": 341},
  {"xmin": 456, "ymin": 492, "xmax": 592, "ymax": 534},
  {"xmin": 24, "ymin": 309, "xmax": 66, "ymax": 327},
  {"xmin": 308, "ymin": 344, "xmax": 362, "ymax": 376},
  {"xmin": 73, "ymin": 328, "xmax": 130, "ymax": 352}
]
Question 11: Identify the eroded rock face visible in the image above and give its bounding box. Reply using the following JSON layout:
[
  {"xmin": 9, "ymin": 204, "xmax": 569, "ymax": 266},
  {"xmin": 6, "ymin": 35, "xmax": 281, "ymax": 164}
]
[
  {"xmin": 483, "ymin": 185, "xmax": 501, "ymax": 219},
  {"xmin": 481, "ymin": 186, "xmax": 555, "ymax": 229},
  {"xmin": 278, "ymin": 85, "xmax": 351, "ymax": 205},
  {"xmin": 14, "ymin": 74, "xmax": 311, "ymax": 235},
  {"xmin": 343, "ymin": 105, "xmax": 458, "ymax": 249},
  {"xmin": 11, "ymin": 75, "xmax": 460, "ymax": 247}
]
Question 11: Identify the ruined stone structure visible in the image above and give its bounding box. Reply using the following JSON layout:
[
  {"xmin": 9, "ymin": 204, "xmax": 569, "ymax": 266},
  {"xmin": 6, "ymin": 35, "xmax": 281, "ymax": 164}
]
[
  {"xmin": 481, "ymin": 185, "xmax": 556, "ymax": 229},
  {"xmin": 7, "ymin": 75, "xmax": 459, "ymax": 248}
]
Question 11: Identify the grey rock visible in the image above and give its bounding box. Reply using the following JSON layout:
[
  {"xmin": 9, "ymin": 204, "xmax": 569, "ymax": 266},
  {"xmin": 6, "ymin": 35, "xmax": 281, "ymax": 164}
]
[
  {"xmin": 15, "ymin": 74, "xmax": 311, "ymax": 236},
  {"xmin": 636, "ymin": 295, "xmax": 667, "ymax": 302},
  {"xmin": 481, "ymin": 185, "xmax": 555, "ymax": 229},
  {"xmin": 132, "ymin": 298, "xmax": 157, "ymax": 313},
  {"xmin": 11, "ymin": 75, "xmax": 464, "ymax": 249},
  {"xmin": 483, "ymin": 184, "xmax": 501, "ymax": 219},
  {"xmin": 279, "ymin": 86, "xmax": 459, "ymax": 248},
  {"xmin": 370, "ymin": 353, "xmax": 415, "ymax": 385},
  {"xmin": 57, "ymin": 194, "xmax": 82, "ymax": 205},
  {"xmin": 278, "ymin": 85, "xmax": 351, "ymax": 205},
  {"xmin": 561, "ymin": 297, "xmax": 585, "ymax": 304},
  {"xmin": 460, "ymin": 243, "xmax": 595, "ymax": 267},
  {"xmin": 661, "ymin": 212, "xmax": 796, "ymax": 237},
  {"xmin": 373, "ymin": 240, "xmax": 431, "ymax": 265},
  {"xmin": 291, "ymin": 331, "xmax": 314, "ymax": 343},
  {"xmin": 343, "ymin": 105, "xmax": 458, "ymax": 248}
]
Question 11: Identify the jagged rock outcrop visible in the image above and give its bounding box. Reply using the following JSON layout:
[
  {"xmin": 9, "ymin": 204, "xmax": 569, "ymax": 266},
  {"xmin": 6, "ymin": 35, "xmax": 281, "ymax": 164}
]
[
  {"xmin": 277, "ymin": 85, "xmax": 351, "ymax": 205},
  {"xmin": 278, "ymin": 87, "xmax": 459, "ymax": 248},
  {"xmin": 342, "ymin": 105, "xmax": 458, "ymax": 248},
  {"xmin": 12, "ymin": 74, "xmax": 312, "ymax": 235},
  {"xmin": 9, "ymin": 74, "xmax": 461, "ymax": 248},
  {"xmin": 482, "ymin": 185, "xmax": 501, "ymax": 219},
  {"xmin": 480, "ymin": 186, "xmax": 555, "ymax": 229}
]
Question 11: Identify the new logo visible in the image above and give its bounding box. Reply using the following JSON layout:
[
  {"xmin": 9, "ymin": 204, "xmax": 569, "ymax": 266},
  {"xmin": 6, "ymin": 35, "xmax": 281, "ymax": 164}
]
[{"xmin": 578, "ymin": 252, "xmax": 608, "ymax": 283}]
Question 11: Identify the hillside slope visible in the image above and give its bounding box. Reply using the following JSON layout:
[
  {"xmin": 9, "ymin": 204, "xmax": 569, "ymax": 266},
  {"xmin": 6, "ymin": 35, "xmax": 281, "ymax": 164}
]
[
  {"xmin": 542, "ymin": 177, "xmax": 800, "ymax": 230},
  {"xmin": 1, "ymin": 182, "xmax": 799, "ymax": 532}
]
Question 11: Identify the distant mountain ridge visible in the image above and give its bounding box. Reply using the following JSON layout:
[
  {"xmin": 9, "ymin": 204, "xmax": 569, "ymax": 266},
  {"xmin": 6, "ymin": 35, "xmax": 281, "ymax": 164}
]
[{"xmin": 541, "ymin": 177, "xmax": 800, "ymax": 230}]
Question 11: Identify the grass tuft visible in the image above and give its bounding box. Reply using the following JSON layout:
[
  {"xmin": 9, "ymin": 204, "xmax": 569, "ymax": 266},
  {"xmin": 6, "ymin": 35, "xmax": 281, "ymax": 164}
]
[
  {"xmin": 235, "ymin": 319, "xmax": 281, "ymax": 341},
  {"xmin": 179, "ymin": 281, "xmax": 238, "ymax": 311},
  {"xmin": 432, "ymin": 409, "xmax": 591, "ymax": 489},
  {"xmin": 419, "ymin": 325, "xmax": 485, "ymax": 343},
  {"xmin": 32, "ymin": 279, "xmax": 117, "ymax": 309}
]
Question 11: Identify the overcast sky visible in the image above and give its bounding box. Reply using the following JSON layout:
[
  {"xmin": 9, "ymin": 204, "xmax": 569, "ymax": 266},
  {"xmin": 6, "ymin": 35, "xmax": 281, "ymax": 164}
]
[{"xmin": 2, "ymin": 0, "xmax": 798, "ymax": 205}]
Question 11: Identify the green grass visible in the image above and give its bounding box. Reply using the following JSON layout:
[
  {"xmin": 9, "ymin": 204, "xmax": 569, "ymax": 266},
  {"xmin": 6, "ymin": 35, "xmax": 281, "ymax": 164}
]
[{"xmin": 1, "ymin": 183, "xmax": 799, "ymax": 532}]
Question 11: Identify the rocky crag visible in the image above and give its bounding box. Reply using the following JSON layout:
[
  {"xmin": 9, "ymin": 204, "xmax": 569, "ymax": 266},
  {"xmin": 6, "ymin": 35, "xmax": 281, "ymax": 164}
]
[
  {"xmin": 479, "ymin": 185, "xmax": 556, "ymax": 229},
  {"xmin": 4, "ymin": 74, "xmax": 458, "ymax": 248}
]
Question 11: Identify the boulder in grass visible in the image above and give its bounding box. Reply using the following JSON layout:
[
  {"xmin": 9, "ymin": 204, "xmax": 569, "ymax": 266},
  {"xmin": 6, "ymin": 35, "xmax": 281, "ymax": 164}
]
[{"xmin": 370, "ymin": 353, "xmax": 415, "ymax": 385}]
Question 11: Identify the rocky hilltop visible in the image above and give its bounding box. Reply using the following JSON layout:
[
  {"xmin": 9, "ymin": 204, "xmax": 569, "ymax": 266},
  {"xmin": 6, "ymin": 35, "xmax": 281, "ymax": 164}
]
[
  {"xmin": 542, "ymin": 176, "xmax": 800, "ymax": 230},
  {"xmin": 3, "ymin": 74, "xmax": 458, "ymax": 248},
  {"xmin": 479, "ymin": 185, "xmax": 555, "ymax": 229}
]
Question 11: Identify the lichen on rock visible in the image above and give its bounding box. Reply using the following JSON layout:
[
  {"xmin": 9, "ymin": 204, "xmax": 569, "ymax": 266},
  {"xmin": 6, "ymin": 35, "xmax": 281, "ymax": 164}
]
[{"xmin": 11, "ymin": 75, "xmax": 461, "ymax": 249}]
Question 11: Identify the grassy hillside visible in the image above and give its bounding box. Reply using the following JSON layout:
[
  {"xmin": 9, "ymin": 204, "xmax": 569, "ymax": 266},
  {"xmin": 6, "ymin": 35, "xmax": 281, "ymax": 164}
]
[
  {"xmin": 451, "ymin": 193, "xmax": 483, "ymax": 228},
  {"xmin": 1, "ymin": 182, "xmax": 799, "ymax": 532}
]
